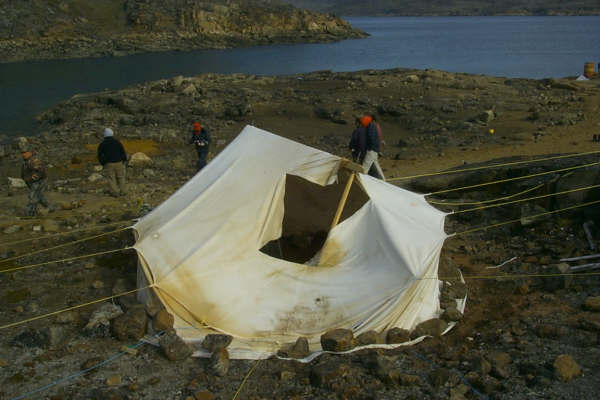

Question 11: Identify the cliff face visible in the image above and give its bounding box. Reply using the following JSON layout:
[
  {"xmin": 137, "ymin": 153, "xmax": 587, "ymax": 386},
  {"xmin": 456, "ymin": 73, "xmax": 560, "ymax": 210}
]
[{"xmin": 0, "ymin": 0, "xmax": 366, "ymax": 63}]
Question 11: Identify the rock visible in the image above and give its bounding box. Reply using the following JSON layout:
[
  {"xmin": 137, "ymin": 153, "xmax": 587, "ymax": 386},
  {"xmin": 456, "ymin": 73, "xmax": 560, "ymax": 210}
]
[
  {"xmin": 487, "ymin": 351, "xmax": 511, "ymax": 380},
  {"xmin": 386, "ymin": 327, "xmax": 410, "ymax": 344},
  {"xmin": 15, "ymin": 136, "xmax": 28, "ymax": 151},
  {"xmin": 405, "ymin": 74, "xmax": 420, "ymax": 83},
  {"xmin": 172, "ymin": 75, "xmax": 184, "ymax": 87},
  {"xmin": 441, "ymin": 306, "xmax": 463, "ymax": 322},
  {"xmin": 12, "ymin": 328, "xmax": 49, "ymax": 348},
  {"xmin": 81, "ymin": 356, "xmax": 104, "ymax": 370},
  {"xmin": 209, "ymin": 348, "xmax": 229, "ymax": 376},
  {"xmin": 159, "ymin": 329, "xmax": 193, "ymax": 361},
  {"xmin": 537, "ymin": 324, "xmax": 568, "ymax": 338},
  {"xmin": 153, "ymin": 309, "xmax": 174, "ymax": 332},
  {"xmin": 112, "ymin": 306, "xmax": 147, "ymax": 341},
  {"xmin": 411, "ymin": 318, "xmax": 448, "ymax": 338},
  {"xmin": 445, "ymin": 282, "xmax": 467, "ymax": 299},
  {"xmin": 94, "ymin": 165, "xmax": 104, "ymax": 172},
  {"xmin": 8, "ymin": 177, "xmax": 27, "ymax": 188},
  {"xmin": 471, "ymin": 355, "xmax": 492, "ymax": 376},
  {"xmin": 88, "ymin": 173, "xmax": 104, "ymax": 182},
  {"xmin": 583, "ymin": 296, "xmax": 600, "ymax": 312},
  {"xmin": 475, "ymin": 374, "xmax": 501, "ymax": 394},
  {"xmin": 92, "ymin": 280, "xmax": 105, "ymax": 289},
  {"xmin": 397, "ymin": 372, "xmax": 423, "ymax": 386},
  {"xmin": 277, "ymin": 337, "xmax": 310, "ymax": 359},
  {"xmin": 429, "ymin": 368, "xmax": 453, "ymax": 387},
  {"xmin": 201, "ymin": 334, "xmax": 233, "ymax": 353},
  {"xmin": 320, "ymin": 328, "xmax": 355, "ymax": 352},
  {"xmin": 478, "ymin": 110, "xmax": 495, "ymax": 124},
  {"xmin": 356, "ymin": 330, "xmax": 383, "ymax": 345},
  {"xmin": 128, "ymin": 152, "xmax": 152, "ymax": 167},
  {"xmin": 45, "ymin": 325, "xmax": 68, "ymax": 347},
  {"xmin": 142, "ymin": 168, "xmax": 155, "ymax": 177},
  {"xmin": 553, "ymin": 354, "xmax": 582, "ymax": 382},
  {"xmin": 181, "ymin": 84, "xmax": 197, "ymax": 95},
  {"xmin": 83, "ymin": 303, "xmax": 123, "ymax": 337},
  {"xmin": 106, "ymin": 374, "xmax": 122, "ymax": 386},
  {"xmin": 55, "ymin": 311, "xmax": 78, "ymax": 324},
  {"xmin": 119, "ymin": 345, "xmax": 138, "ymax": 356},
  {"xmin": 3, "ymin": 225, "xmax": 21, "ymax": 234},
  {"xmin": 194, "ymin": 391, "xmax": 215, "ymax": 400},
  {"xmin": 310, "ymin": 360, "xmax": 351, "ymax": 388},
  {"xmin": 579, "ymin": 316, "xmax": 600, "ymax": 332},
  {"xmin": 542, "ymin": 263, "xmax": 572, "ymax": 291}
]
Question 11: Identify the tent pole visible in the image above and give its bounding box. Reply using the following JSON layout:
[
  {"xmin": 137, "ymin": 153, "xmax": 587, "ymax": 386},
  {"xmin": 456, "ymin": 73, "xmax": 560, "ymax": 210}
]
[{"xmin": 329, "ymin": 172, "xmax": 355, "ymax": 232}]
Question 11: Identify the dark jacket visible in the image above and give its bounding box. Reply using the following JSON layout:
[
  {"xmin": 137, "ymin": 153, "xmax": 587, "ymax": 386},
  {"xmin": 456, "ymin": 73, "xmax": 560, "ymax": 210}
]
[
  {"xmin": 349, "ymin": 126, "xmax": 366, "ymax": 162},
  {"xmin": 189, "ymin": 128, "xmax": 211, "ymax": 150},
  {"xmin": 21, "ymin": 155, "xmax": 46, "ymax": 184},
  {"xmin": 365, "ymin": 122, "xmax": 380, "ymax": 152},
  {"xmin": 97, "ymin": 137, "xmax": 127, "ymax": 166}
]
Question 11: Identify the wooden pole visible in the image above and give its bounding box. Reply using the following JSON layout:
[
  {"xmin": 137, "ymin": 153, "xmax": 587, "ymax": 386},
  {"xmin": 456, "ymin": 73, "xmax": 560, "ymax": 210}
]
[{"xmin": 329, "ymin": 172, "xmax": 355, "ymax": 232}]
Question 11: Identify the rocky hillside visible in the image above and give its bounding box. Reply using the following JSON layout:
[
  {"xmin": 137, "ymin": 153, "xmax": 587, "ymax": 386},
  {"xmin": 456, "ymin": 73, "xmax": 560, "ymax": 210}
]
[
  {"xmin": 284, "ymin": 0, "xmax": 600, "ymax": 16},
  {"xmin": 0, "ymin": 69, "xmax": 600, "ymax": 399},
  {"xmin": 0, "ymin": 0, "xmax": 366, "ymax": 63}
]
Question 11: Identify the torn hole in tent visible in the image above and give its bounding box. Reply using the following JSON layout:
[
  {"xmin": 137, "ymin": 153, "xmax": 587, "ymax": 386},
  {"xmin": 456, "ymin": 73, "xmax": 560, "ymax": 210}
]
[{"xmin": 260, "ymin": 172, "xmax": 369, "ymax": 264}]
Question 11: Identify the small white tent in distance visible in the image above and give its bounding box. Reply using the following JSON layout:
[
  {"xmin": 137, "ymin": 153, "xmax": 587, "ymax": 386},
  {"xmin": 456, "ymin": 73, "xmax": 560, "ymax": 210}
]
[{"xmin": 133, "ymin": 125, "xmax": 449, "ymax": 359}]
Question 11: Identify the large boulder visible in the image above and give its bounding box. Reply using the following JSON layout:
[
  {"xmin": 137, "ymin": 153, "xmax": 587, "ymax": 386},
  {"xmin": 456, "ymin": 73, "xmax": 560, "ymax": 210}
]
[
  {"xmin": 553, "ymin": 354, "xmax": 582, "ymax": 382},
  {"xmin": 112, "ymin": 305, "xmax": 147, "ymax": 341},
  {"xmin": 320, "ymin": 328, "xmax": 355, "ymax": 352},
  {"xmin": 128, "ymin": 152, "xmax": 153, "ymax": 167},
  {"xmin": 159, "ymin": 329, "xmax": 193, "ymax": 361}
]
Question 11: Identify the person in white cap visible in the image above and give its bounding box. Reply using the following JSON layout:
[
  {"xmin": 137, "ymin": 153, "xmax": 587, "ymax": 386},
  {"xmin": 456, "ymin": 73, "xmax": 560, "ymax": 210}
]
[{"xmin": 97, "ymin": 128, "xmax": 128, "ymax": 197}]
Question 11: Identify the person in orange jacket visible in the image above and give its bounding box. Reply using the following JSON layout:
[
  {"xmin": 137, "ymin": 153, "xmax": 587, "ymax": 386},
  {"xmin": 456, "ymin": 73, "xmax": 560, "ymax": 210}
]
[
  {"xmin": 21, "ymin": 149, "xmax": 51, "ymax": 216},
  {"xmin": 360, "ymin": 115, "xmax": 385, "ymax": 180},
  {"xmin": 189, "ymin": 122, "xmax": 211, "ymax": 171}
]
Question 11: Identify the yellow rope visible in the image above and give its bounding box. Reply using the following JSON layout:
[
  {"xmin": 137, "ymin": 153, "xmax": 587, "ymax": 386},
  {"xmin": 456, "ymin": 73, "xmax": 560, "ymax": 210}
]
[
  {"xmin": 0, "ymin": 285, "xmax": 153, "ymax": 330},
  {"xmin": 232, "ymin": 357, "xmax": 263, "ymax": 400},
  {"xmin": 428, "ymin": 183, "xmax": 545, "ymax": 206},
  {"xmin": 453, "ymin": 198, "xmax": 600, "ymax": 236},
  {"xmin": 427, "ymin": 272, "xmax": 600, "ymax": 281},
  {"xmin": 0, "ymin": 226, "xmax": 132, "ymax": 264},
  {"xmin": 388, "ymin": 150, "xmax": 600, "ymax": 182},
  {"xmin": 429, "ymin": 161, "xmax": 600, "ymax": 196},
  {"xmin": 0, "ymin": 219, "xmax": 137, "ymax": 247},
  {"xmin": 0, "ymin": 247, "xmax": 131, "ymax": 274},
  {"xmin": 452, "ymin": 183, "xmax": 600, "ymax": 215}
]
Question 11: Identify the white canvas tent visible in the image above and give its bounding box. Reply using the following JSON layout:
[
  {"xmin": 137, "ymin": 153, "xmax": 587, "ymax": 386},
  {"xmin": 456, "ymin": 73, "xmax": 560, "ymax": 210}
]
[{"xmin": 133, "ymin": 125, "xmax": 450, "ymax": 359}]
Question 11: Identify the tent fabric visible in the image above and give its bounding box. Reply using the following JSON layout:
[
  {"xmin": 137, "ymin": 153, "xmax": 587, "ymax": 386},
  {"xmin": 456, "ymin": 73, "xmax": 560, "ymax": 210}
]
[{"xmin": 133, "ymin": 125, "xmax": 449, "ymax": 359}]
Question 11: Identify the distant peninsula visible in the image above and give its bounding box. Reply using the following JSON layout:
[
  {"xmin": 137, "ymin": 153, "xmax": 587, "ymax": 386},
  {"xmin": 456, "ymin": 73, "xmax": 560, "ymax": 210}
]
[
  {"xmin": 0, "ymin": 0, "xmax": 366, "ymax": 63},
  {"xmin": 283, "ymin": 0, "xmax": 600, "ymax": 16}
]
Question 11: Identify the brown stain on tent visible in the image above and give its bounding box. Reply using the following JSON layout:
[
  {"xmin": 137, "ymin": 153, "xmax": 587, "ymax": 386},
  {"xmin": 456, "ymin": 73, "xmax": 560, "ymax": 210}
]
[
  {"xmin": 316, "ymin": 239, "xmax": 345, "ymax": 267},
  {"xmin": 273, "ymin": 295, "xmax": 341, "ymax": 335}
]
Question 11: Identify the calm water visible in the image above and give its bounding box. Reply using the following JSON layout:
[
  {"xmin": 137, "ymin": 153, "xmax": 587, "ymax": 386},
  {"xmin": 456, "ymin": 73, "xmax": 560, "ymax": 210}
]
[{"xmin": 1, "ymin": 16, "xmax": 599, "ymax": 136}]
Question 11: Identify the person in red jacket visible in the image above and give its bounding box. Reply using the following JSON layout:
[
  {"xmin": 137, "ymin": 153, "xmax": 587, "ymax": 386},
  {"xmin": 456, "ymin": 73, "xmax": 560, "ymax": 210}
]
[{"xmin": 360, "ymin": 115, "xmax": 385, "ymax": 180}]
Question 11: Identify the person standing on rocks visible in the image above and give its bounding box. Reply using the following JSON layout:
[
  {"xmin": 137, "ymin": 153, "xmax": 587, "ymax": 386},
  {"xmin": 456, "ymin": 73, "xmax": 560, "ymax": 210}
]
[
  {"xmin": 189, "ymin": 122, "xmax": 210, "ymax": 171},
  {"xmin": 370, "ymin": 113, "xmax": 385, "ymax": 157},
  {"xmin": 349, "ymin": 117, "xmax": 366, "ymax": 163},
  {"xmin": 21, "ymin": 148, "xmax": 51, "ymax": 216},
  {"xmin": 360, "ymin": 115, "xmax": 385, "ymax": 180},
  {"xmin": 97, "ymin": 128, "xmax": 128, "ymax": 197}
]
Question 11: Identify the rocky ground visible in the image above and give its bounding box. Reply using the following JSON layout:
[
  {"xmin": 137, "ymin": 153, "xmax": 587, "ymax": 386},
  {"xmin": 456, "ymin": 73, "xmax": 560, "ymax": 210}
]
[{"xmin": 1, "ymin": 68, "xmax": 600, "ymax": 399}]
